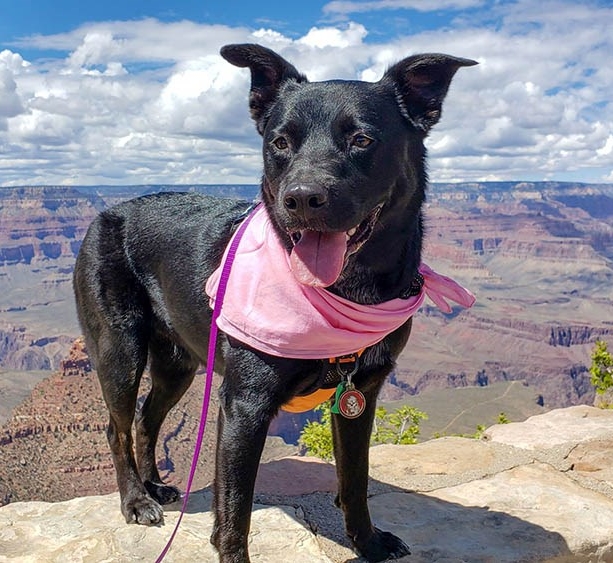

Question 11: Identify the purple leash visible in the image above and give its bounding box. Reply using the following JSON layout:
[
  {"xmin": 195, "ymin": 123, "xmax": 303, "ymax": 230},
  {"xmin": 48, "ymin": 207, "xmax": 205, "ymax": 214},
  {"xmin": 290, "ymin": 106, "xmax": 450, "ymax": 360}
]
[{"xmin": 155, "ymin": 204, "xmax": 259, "ymax": 562}]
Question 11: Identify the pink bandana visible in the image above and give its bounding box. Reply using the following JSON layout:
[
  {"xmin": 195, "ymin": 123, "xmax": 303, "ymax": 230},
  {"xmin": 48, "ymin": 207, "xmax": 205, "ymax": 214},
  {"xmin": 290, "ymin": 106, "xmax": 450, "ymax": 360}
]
[{"xmin": 205, "ymin": 205, "xmax": 475, "ymax": 359}]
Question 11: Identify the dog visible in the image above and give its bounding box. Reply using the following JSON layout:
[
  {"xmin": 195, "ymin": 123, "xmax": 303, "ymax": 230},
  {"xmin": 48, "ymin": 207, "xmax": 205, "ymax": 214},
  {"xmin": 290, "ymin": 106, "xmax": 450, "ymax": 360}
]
[{"xmin": 73, "ymin": 43, "xmax": 477, "ymax": 562}]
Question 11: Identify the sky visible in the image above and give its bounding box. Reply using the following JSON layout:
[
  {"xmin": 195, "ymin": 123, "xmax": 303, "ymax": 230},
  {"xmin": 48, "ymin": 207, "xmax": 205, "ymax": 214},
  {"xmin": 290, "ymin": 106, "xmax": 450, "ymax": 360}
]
[{"xmin": 0, "ymin": 0, "xmax": 612, "ymax": 187}]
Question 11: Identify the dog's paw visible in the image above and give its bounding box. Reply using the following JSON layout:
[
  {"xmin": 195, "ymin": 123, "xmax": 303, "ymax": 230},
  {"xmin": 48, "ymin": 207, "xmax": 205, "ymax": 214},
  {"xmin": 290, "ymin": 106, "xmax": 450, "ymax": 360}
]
[
  {"xmin": 144, "ymin": 480, "xmax": 181, "ymax": 505},
  {"xmin": 354, "ymin": 527, "xmax": 410, "ymax": 562},
  {"xmin": 122, "ymin": 493, "xmax": 164, "ymax": 526}
]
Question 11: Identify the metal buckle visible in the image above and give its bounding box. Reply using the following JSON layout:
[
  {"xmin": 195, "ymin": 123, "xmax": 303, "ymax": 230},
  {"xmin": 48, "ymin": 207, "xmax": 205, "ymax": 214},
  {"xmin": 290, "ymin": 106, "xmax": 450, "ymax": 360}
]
[{"xmin": 334, "ymin": 353, "xmax": 360, "ymax": 378}]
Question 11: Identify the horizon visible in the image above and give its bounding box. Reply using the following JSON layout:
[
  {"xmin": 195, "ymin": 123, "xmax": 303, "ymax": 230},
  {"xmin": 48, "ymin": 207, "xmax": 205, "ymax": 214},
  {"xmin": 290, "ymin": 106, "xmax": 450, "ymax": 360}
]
[{"xmin": 1, "ymin": 179, "xmax": 613, "ymax": 190}]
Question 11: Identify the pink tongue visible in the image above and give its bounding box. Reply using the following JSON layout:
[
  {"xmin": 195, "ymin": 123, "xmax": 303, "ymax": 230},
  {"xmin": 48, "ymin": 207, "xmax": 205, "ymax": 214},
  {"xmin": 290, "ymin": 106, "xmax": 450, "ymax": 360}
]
[{"xmin": 290, "ymin": 231, "xmax": 347, "ymax": 287}]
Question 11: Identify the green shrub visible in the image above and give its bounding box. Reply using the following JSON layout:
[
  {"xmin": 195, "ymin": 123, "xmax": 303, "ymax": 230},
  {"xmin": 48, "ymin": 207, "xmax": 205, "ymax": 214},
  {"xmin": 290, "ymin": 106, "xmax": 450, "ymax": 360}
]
[
  {"xmin": 590, "ymin": 340, "xmax": 613, "ymax": 396},
  {"xmin": 299, "ymin": 402, "xmax": 428, "ymax": 460},
  {"xmin": 298, "ymin": 403, "xmax": 335, "ymax": 461},
  {"xmin": 373, "ymin": 405, "xmax": 428, "ymax": 445},
  {"xmin": 460, "ymin": 424, "xmax": 486, "ymax": 440},
  {"xmin": 497, "ymin": 412, "xmax": 510, "ymax": 425}
]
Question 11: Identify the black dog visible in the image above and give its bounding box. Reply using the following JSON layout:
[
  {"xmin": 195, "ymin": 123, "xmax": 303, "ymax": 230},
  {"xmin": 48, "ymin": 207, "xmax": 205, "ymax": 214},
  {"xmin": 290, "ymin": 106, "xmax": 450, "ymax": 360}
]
[{"xmin": 73, "ymin": 44, "xmax": 476, "ymax": 562}]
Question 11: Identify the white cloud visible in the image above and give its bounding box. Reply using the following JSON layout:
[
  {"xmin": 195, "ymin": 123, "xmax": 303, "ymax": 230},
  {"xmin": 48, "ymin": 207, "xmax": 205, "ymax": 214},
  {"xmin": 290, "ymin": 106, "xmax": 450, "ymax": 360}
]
[
  {"xmin": 297, "ymin": 22, "xmax": 368, "ymax": 48},
  {"xmin": 1, "ymin": 1, "xmax": 612, "ymax": 186},
  {"xmin": 597, "ymin": 136, "xmax": 613, "ymax": 158},
  {"xmin": 10, "ymin": 109, "xmax": 79, "ymax": 146},
  {"xmin": 149, "ymin": 55, "xmax": 247, "ymax": 137},
  {"xmin": 0, "ymin": 50, "xmax": 28, "ymax": 127},
  {"xmin": 322, "ymin": 0, "xmax": 484, "ymax": 16},
  {"xmin": 0, "ymin": 49, "xmax": 30, "ymax": 73},
  {"xmin": 15, "ymin": 19, "xmax": 249, "ymax": 65},
  {"xmin": 0, "ymin": 68, "xmax": 23, "ymax": 119}
]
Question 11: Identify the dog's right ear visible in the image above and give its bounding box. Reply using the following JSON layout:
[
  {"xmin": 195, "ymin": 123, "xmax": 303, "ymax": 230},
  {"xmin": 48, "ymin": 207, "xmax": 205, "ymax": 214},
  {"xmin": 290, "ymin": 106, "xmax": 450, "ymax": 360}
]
[{"xmin": 221, "ymin": 44, "xmax": 307, "ymax": 135}]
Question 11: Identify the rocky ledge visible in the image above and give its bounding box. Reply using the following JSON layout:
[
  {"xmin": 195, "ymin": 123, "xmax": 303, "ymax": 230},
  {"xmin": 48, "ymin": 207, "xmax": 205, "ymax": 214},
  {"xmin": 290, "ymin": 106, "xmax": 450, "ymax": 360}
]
[{"xmin": 1, "ymin": 405, "xmax": 613, "ymax": 563}]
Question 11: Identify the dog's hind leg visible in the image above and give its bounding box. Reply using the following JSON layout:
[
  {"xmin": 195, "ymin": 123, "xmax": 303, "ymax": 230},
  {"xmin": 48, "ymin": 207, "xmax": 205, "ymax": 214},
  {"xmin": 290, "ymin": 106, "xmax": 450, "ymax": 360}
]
[
  {"xmin": 332, "ymin": 375, "xmax": 411, "ymax": 562},
  {"xmin": 74, "ymin": 213, "xmax": 167, "ymax": 525},
  {"xmin": 93, "ymin": 329, "xmax": 166, "ymax": 525},
  {"xmin": 135, "ymin": 331, "xmax": 199, "ymax": 505}
]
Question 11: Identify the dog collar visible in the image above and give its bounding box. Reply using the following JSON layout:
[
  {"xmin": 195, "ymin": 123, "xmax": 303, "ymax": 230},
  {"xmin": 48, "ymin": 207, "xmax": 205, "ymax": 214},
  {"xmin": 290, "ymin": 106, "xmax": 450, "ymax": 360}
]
[
  {"xmin": 281, "ymin": 350, "xmax": 365, "ymax": 413},
  {"xmin": 400, "ymin": 271, "xmax": 425, "ymax": 299}
]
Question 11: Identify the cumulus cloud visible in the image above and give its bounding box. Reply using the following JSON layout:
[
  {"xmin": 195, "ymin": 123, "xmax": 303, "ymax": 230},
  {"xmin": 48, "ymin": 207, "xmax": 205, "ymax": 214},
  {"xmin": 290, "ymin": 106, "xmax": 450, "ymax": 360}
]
[
  {"xmin": 297, "ymin": 22, "xmax": 369, "ymax": 49},
  {"xmin": 0, "ymin": 50, "xmax": 27, "ymax": 128},
  {"xmin": 0, "ymin": 68, "xmax": 23, "ymax": 118},
  {"xmin": 0, "ymin": 0, "xmax": 612, "ymax": 186}
]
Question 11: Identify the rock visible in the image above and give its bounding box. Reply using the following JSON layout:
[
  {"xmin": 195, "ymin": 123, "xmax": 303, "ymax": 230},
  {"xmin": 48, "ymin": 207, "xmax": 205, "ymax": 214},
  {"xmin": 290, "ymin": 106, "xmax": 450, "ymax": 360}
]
[
  {"xmin": 567, "ymin": 439, "xmax": 613, "ymax": 489},
  {"xmin": 2, "ymin": 406, "xmax": 613, "ymax": 562},
  {"xmin": 256, "ymin": 456, "xmax": 337, "ymax": 495},
  {"xmin": 409, "ymin": 463, "xmax": 613, "ymax": 562},
  {"xmin": 0, "ymin": 491, "xmax": 333, "ymax": 563},
  {"xmin": 593, "ymin": 389, "xmax": 613, "ymax": 409},
  {"xmin": 368, "ymin": 437, "xmax": 534, "ymax": 491},
  {"xmin": 484, "ymin": 405, "xmax": 613, "ymax": 450}
]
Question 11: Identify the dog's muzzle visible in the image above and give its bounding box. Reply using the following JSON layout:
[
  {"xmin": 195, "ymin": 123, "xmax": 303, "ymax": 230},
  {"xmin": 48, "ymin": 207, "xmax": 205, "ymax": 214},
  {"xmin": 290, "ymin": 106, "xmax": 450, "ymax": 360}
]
[{"xmin": 288, "ymin": 204, "xmax": 383, "ymax": 287}]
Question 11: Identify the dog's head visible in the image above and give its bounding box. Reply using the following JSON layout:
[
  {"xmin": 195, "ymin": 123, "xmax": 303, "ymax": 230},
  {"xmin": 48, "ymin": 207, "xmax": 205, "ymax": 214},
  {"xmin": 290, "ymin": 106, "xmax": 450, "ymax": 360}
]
[{"xmin": 221, "ymin": 44, "xmax": 476, "ymax": 288}]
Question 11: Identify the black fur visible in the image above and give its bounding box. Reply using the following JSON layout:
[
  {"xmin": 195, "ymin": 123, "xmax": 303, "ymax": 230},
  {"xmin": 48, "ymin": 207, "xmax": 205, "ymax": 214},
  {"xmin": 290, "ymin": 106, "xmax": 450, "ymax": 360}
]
[{"xmin": 73, "ymin": 43, "xmax": 476, "ymax": 562}]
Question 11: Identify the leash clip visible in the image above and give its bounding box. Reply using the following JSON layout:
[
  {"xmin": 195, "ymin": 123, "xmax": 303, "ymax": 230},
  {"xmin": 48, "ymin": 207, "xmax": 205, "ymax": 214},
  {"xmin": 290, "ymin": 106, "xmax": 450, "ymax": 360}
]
[{"xmin": 334, "ymin": 353, "xmax": 360, "ymax": 379}]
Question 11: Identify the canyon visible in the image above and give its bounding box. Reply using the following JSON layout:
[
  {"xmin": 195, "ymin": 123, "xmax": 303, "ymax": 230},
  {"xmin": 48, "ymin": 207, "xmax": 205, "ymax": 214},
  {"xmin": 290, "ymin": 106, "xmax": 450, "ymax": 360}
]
[{"xmin": 1, "ymin": 181, "xmax": 612, "ymax": 504}]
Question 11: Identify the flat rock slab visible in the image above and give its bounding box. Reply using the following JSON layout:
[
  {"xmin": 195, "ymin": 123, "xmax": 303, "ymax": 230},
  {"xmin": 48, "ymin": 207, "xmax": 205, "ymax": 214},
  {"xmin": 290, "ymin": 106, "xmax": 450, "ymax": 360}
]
[
  {"xmin": 0, "ymin": 492, "xmax": 333, "ymax": 563},
  {"xmin": 485, "ymin": 405, "xmax": 613, "ymax": 450},
  {"xmin": 368, "ymin": 436, "xmax": 535, "ymax": 491},
  {"xmin": 568, "ymin": 439, "xmax": 613, "ymax": 489},
  {"xmin": 369, "ymin": 462, "xmax": 613, "ymax": 562}
]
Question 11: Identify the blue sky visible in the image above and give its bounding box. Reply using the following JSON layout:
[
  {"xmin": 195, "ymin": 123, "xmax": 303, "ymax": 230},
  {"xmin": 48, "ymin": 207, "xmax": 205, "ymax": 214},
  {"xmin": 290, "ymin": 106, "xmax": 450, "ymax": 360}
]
[
  {"xmin": 0, "ymin": 0, "xmax": 612, "ymax": 186},
  {"xmin": 0, "ymin": 1, "xmax": 466, "ymax": 48}
]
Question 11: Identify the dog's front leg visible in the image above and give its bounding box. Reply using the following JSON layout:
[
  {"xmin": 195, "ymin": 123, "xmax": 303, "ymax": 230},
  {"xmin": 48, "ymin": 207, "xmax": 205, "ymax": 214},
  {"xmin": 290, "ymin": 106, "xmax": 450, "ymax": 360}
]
[
  {"xmin": 210, "ymin": 352, "xmax": 278, "ymax": 563},
  {"xmin": 332, "ymin": 379, "xmax": 411, "ymax": 562},
  {"xmin": 211, "ymin": 407, "xmax": 266, "ymax": 563}
]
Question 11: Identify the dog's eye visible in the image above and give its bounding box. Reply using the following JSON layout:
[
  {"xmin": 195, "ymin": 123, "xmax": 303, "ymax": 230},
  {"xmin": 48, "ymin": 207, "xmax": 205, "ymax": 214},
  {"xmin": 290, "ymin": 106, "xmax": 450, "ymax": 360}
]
[
  {"xmin": 351, "ymin": 134, "xmax": 374, "ymax": 149},
  {"xmin": 272, "ymin": 136, "xmax": 289, "ymax": 150}
]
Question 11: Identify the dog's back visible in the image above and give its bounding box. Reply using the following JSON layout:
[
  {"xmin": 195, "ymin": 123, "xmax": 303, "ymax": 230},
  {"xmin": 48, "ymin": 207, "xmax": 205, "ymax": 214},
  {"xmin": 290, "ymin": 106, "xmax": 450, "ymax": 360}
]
[{"xmin": 74, "ymin": 192, "xmax": 245, "ymax": 365}]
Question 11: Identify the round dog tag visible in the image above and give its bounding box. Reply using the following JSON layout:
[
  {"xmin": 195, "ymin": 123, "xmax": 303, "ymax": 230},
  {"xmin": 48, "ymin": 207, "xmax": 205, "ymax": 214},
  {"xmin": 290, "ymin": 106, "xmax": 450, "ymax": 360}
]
[{"xmin": 338, "ymin": 388, "xmax": 366, "ymax": 419}]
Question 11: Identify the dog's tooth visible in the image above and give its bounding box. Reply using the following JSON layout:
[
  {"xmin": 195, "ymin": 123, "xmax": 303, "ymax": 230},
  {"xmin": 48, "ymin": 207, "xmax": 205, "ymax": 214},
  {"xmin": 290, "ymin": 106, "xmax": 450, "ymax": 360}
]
[{"xmin": 347, "ymin": 228, "xmax": 357, "ymax": 237}]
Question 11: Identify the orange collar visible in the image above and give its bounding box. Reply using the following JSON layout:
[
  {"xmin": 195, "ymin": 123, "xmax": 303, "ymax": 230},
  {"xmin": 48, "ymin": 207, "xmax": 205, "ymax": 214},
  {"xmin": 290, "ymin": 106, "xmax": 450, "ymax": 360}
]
[{"xmin": 281, "ymin": 349, "xmax": 365, "ymax": 414}]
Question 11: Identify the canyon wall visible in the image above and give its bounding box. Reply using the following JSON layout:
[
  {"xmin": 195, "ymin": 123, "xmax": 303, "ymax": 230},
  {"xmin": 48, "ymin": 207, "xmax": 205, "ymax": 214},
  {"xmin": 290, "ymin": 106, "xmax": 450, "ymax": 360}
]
[{"xmin": 1, "ymin": 181, "xmax": 612, "ymax": 477}]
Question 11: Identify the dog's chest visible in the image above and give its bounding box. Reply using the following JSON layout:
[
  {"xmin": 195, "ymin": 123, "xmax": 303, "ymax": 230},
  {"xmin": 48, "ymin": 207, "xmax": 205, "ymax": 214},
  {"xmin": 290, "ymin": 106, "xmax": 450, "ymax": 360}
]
[{"xmin": 205, "ymin": 205, "xmax": 425, "ymax": 361}]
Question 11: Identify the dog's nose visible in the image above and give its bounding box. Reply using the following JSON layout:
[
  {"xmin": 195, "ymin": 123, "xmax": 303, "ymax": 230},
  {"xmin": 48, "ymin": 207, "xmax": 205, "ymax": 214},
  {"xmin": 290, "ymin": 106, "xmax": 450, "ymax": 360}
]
[{"xmin": 283, "ymin": 184, "xmax": 328, "ymax": 218}]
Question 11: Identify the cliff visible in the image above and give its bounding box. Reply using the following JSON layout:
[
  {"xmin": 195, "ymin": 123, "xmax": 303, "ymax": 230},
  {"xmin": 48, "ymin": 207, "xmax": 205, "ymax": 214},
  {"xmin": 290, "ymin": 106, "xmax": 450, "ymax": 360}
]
[
  {"xmin": 0, "ymin": 339, "xmax": 295, "ymax": 506},
  {"xmin": 0, "ymin": 327, "xmax": 75, "ymax": 371},
  {"xmin": 0, "ymin": 187, "xmax": 103, "ymax": 266},
  {"xmin": 0, "ymin": 339, "xmax": 223, "ymax": 506},
  {"xmin": 1, "ymin": 406, "xmax": 612, "ymax": 562},
  {"xmin": 0, "ymin": 328, "xmax": 606, "ymax": 508}
]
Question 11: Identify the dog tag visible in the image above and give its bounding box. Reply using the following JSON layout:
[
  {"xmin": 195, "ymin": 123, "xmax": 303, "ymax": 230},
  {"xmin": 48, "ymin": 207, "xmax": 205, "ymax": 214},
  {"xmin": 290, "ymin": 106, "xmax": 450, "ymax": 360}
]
[
  {"xmin": 330, "ymin": 354, "xmax": 366, "ymax": 419},
  {"xmin": 337, "ymin": 384, "xmax": 366, "ymax": 419},
  {"xmin": 331, "ymin": 381, "xmax": 366, "ymax": 419}
]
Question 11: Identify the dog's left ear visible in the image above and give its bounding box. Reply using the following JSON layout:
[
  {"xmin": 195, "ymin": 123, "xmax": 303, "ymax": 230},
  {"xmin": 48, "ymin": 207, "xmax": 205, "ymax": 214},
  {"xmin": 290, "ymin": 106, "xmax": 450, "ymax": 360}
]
[
  {"xmin": 382, "ymin": 53, "xmax": 478, "ymax": 133},
  {"xmin": 221, "ymin": 44, "xmax": 308, "ymax": 135}
]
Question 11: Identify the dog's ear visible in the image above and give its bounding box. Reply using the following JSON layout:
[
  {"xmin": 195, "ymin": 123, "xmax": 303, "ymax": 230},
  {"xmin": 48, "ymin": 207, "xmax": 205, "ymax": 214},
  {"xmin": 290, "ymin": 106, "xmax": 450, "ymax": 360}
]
[
  {"xmin": 220, "ymin": 44, "xmax": 307, "ymax": 134},
  {"xmin": 382, "ymin": 53, "xmax": 478, "ymax": 133}
]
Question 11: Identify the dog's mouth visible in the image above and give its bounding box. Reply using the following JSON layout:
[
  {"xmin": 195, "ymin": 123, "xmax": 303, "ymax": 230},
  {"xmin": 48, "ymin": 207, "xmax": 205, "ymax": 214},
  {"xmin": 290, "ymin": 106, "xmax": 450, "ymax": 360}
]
[{"xmin": 288, "ymin": 204, "xmax": 383, "ymax": 287}]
